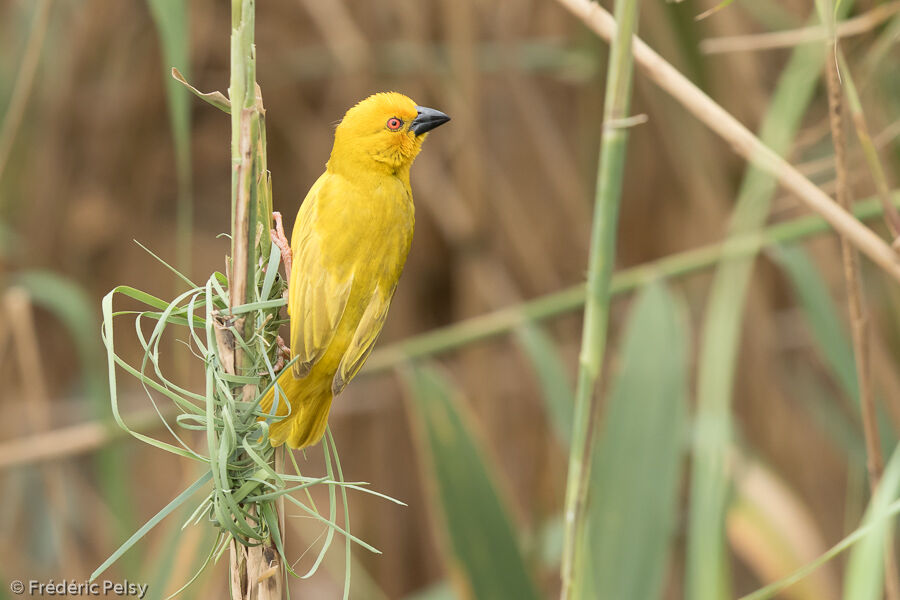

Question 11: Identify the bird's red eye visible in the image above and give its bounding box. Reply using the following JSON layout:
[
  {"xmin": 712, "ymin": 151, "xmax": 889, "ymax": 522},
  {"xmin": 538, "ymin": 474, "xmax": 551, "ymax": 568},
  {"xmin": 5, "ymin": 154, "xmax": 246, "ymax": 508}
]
[{"xmin": 387, "ymin": 117, "xmax": 403, "ymax": 131}]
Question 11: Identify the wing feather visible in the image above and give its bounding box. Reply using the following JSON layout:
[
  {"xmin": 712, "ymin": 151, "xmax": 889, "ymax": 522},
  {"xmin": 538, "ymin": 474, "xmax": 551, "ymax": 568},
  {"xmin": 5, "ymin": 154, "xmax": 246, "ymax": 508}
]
[
  {"xmin": 287, "ymin": 175, "xmax": 353, "ymax": 378},
  {"xmin": 332, "ymin": 284, "xmax": 395, "ymax": 396}
]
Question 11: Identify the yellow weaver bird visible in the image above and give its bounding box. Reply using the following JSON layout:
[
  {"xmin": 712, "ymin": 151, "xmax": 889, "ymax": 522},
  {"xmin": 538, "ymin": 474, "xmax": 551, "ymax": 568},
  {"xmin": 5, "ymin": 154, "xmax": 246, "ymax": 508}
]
[{"xmin": 261, "ymin": 92, "xmax": 450, "ymax": 449}]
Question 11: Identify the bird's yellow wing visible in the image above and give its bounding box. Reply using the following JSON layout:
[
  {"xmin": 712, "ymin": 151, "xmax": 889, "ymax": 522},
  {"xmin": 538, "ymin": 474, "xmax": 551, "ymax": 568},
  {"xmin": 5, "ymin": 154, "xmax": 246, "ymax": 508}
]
[
  {"xmin": 288, "ymin": 175, "xmax": 354, "ymax": 378},
  {"xmin": 332, "ymin": 283, "xmax": 395, "ymax": 396}
]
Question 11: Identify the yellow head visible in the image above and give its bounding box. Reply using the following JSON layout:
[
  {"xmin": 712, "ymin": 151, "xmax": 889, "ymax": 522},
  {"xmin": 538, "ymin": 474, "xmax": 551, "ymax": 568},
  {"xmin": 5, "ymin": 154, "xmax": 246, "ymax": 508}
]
[{"xmin": 328, "ymin": 92, "xmax": 450, "ymax": 175}]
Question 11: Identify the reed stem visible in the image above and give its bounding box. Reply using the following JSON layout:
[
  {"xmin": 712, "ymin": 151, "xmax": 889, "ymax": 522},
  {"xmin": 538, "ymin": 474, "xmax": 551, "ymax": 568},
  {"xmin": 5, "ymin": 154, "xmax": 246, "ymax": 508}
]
[
  {"xmin": 559, "ymin": 0, "xmax": 639, "ymax": 597},
  {"xmin": 821, "ymin": 7, "xmax": 900, "ymax": 593},
  {"xmin": 226, "ymin": 1, "xmax": 282, "ymax": 597},
  {"xmin": 837, "ymin": 51, "xmax": 900, "ymax": 242}
]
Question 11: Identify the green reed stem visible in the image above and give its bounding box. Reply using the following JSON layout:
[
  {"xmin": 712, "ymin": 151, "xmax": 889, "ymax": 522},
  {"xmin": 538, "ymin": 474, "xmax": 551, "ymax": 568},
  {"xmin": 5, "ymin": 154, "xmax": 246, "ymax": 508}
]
[
  {"xmin": 230, "ymin": 0, "xmax": 256, "ymax": 323},
  {"xmin": 227, "ymin": 2, "xmax": 283, "ymax": 597},
  {"xmin": 559, "ymin": 1, "xmax": 639, "ymax": 598}
]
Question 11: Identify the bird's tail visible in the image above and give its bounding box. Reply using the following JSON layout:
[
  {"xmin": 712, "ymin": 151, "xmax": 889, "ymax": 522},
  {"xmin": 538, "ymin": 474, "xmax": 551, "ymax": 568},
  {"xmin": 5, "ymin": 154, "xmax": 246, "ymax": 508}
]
[{"xmin": 259, "ymin": 369, "xmax": 333, "ymax": 449}]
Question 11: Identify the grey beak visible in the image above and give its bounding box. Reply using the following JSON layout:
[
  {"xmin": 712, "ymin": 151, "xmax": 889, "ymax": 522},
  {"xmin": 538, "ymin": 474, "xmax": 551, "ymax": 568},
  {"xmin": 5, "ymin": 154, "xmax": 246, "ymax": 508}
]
[{"xmin": 410, "ymin": 106, "xmax": 450, "ymax": 136}]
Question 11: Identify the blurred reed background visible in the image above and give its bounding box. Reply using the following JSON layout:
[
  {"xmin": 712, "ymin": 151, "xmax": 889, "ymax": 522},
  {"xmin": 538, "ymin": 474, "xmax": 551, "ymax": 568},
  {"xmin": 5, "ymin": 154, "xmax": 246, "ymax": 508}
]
[{"xmin": 2, "ymin": 0, "xmax": 900, "ymax": 598}]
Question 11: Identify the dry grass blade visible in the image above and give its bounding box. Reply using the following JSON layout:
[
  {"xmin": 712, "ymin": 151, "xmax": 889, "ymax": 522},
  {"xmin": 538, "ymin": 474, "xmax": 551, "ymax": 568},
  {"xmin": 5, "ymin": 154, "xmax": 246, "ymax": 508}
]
[
  {"xmin": 553, "ymin": 0, "xmax": 900, "ymax": 284},
  {"xmin": 0, "ymin": 408, "xmax": 173, "ymax": 471},
  {"xmin": 694, "ymin": 0, "xmax": 737, "ymax": 23},
  {"xmin": 4, "ymin": 288, "xmax": 85, "ymax": 575},
  {"xmin": 297, "ymin": 0, "xmax": 370, "ymax": 72},
  {"xmin": 701, "ymin": 1, "xmax": 900, "ymax": 54},
  {"xmin": 171, "ymin": 67, "xmax": 231, "ymax": 113},
  {"xmin": 823, "ymin": 38, "xmax": 879, "ymax": 485},
  {"xmin": 836, "ymin": 52, "xmax": 900, "ymax": 242},
  {"xmin": 821, "ymin": 16, "xmax": 900, "ymax": 598}
]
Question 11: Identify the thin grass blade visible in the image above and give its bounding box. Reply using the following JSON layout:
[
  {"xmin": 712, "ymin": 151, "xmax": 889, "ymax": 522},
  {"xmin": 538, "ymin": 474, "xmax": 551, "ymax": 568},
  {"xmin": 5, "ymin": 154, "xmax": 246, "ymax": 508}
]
[{"xmin": 90, "ymin": 471, "xmax": 212, "ymax": 582}]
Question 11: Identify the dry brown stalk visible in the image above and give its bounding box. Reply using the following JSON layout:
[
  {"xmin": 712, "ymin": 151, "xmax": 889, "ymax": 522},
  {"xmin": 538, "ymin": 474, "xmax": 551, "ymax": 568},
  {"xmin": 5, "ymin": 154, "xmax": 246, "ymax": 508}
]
[
  {"xmin": 225, "ymin": 109, "xmax": 283, "ymax": 599},
  {"xmin": 0, "ymin": 409, "xmax": 168, "ymax": 471},
  {"xmin": 225, "ymin": 7, "xmax": 282, "ymax": 588},
  {"xmin": 793, "ymin": 117, "xmax": 900, "ymax": 180},
  {"xmin": 825, "ymin": 43, "xmax": 882, "ymax": 489},
  {"xmin": 701, "ymin": 2, "xmax": 900, "ymax": 55},
  {"xmin": 298, "ymin": 0, "xmax": 371, "ymax": 73},
  {"xmin": 836, "ymin": 51, "xmax": 900, "ymax": 243},
  {"xmin": 0, "ymin": 398, "xmax": 380, "ymax": 472},
  {"xmin": 230, "ymin": 520, "xmax": 283, "ymax": 600},
  {"xmin": 4, "ymin": 289, "xmax": 85, "ymax": 575},
  {"xmin": 825, "ymin": 38, "xmax": 900, "ymax": 600},
  {"xmin": 851, "ymin": 109, "xmax": 900, "ymax": 242},
  {"xmin": 553, "ymin": 0, "xmax": 900, "ymax": 284},
  {"xmin": 229, "ymin": 108, "xmax": 254, "ymax": 337}
]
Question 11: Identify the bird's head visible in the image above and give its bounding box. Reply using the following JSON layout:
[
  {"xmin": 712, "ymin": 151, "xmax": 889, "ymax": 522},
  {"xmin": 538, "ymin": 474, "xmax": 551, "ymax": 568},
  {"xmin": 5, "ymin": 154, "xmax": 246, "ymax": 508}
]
[{"xmin": 329, "ymin": 92, "xmax": 450, "ymax": 175}]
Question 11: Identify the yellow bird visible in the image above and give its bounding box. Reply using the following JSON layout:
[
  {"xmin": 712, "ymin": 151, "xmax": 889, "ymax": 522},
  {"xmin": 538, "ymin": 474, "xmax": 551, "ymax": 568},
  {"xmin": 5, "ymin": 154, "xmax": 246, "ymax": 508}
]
[{"xmin": 260, "ymin": 92, "xmax": 450, "ymax": 449}]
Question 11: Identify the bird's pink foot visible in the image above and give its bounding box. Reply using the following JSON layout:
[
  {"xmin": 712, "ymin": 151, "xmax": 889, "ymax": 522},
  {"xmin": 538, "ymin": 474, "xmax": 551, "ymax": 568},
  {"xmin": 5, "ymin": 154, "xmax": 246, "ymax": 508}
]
[
  {"xmin": 271, "ymin": 335, "xmax": 290, "ymax": 372},
  {"xmin": 270, "ymin": 212, "xmax": 292, "ymax": 279}
]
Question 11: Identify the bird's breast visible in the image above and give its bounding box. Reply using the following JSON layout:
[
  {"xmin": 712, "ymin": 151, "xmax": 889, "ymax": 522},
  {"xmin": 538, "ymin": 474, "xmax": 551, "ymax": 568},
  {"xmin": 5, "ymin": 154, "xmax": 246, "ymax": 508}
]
[{"xmin": 315, "ymin": 173, "xmax": 414, "ymax": 283}]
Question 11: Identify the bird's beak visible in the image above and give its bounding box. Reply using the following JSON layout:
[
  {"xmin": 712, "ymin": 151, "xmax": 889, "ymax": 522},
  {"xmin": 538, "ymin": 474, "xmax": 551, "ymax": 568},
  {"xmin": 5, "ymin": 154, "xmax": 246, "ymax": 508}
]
[{"xmin": 410, "ymin": 106, "xmax": 450, "ymax": 136}]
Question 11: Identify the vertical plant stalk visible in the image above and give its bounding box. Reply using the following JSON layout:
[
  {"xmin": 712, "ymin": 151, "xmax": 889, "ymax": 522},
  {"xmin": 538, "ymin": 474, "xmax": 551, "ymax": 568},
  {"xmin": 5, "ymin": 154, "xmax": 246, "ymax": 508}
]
[
  {"xmin": 825, "ymin": 42, "xmax": 881, "ymax": 491},
  {"xmin": 226, "ymin": 1, "xmax": 282, "ymax": 598},
  {"xmin": 559, "ymin": 0, "xmax": 639, "ymax": 598},
  {"xmin": 837, "ymin": 51, "xmax": 900, "ymax": 243},
  {"xmin": 4, "ymin": 290, "xmax": 84, "ymax": 574},
  {"xmin": 825, "ymin": 42, "xmax": 900, "ymax": 600}
]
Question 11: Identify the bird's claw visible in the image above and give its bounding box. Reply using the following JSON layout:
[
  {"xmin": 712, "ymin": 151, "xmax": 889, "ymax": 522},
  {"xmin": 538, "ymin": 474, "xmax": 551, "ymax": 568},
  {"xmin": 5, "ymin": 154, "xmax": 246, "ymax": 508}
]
[
  {"xmin": 270, "ymin": 335, "xmax": 290, "ymax": 373},
  {"xmin": 270, "ymin": 211, "xmax": 292, "ymax": 279}
]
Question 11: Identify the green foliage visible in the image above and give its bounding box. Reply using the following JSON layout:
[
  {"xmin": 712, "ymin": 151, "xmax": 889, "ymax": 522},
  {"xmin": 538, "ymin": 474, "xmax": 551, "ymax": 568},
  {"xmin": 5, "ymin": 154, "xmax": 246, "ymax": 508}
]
[
  {"xmin": 739, "ymin": 445, "xmax": 900, "ymax": 600},
  {"xmin": 687, "ymin": 5, "xmax": 855, "ymax": 598},
  {"xmin": 773, "ymin": 245, "xmax": 897, "ymax": 457},
  {"xmin": 514, "ymin": 323, "xmax": 575, "ymax": 446},
  {"xmin": 580, "ymin": 283, "xmax": 688, "ymax": 600},
  {"xmin": 404, "ymin": 583, "xmax": 456, "ymax": 600},
  {"xmin": 90, "ymin": 472, "xmax": 213, "ymax": 582},
  {"xmin": 843, "ymin": 444, "xmax": 900, "ymax": 600},
  {"xmin": 96, "ymin": 244, "xmax": 393, "ymax": 594},
  {"xmin": 561, "ymin": 0, "xmax": 641, "ymax": 593},
  {"xmin": 772, "ymin": 246, "xmax": 857, "ymax": 395},
  {"xmin": 403, "ymin": 364, "xmax": 541, "ymax": 600},
  {"xmin": 11, "ymin": 1, "xmax": 900, "ymax": 598}
]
